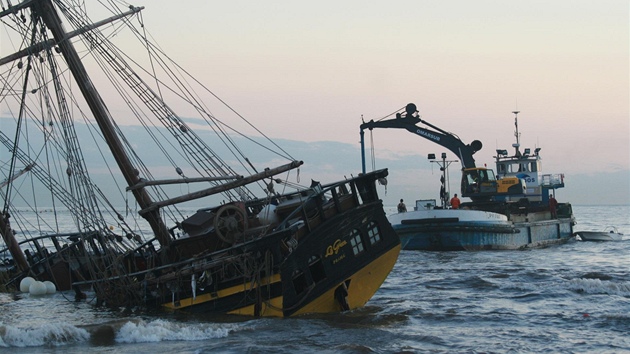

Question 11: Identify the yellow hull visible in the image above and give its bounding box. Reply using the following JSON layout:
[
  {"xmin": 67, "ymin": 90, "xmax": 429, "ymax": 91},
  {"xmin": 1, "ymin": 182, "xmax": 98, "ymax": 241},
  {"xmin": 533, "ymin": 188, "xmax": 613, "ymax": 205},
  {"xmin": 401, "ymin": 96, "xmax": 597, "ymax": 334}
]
[
  {"xmin": 162, "ymin": 273, "xmax": 282, "ymax": 311},
  {"xmin": 291, "ymin": 243, "xmax": 401, "ymax": 316},
  {"xmin": 162, "ymin": 244, "xmax": 401, "ymax": 317}
]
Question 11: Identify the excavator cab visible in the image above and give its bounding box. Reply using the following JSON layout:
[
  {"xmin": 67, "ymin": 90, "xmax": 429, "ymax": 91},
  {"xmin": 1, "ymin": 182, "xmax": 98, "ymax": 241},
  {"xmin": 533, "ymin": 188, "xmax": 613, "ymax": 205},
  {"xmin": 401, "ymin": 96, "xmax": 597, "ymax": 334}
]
[{"xmin": 461, "ymin": 167, "xmax": 526, "ymax": 201}]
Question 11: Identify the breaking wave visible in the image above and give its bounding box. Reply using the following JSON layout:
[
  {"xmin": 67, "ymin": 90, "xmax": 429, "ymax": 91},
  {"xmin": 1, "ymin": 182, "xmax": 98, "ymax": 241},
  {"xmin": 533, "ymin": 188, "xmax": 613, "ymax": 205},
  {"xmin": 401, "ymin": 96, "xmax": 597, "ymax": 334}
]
[
  {"xmin": 567, "ymin": 277, "xmax": 630, "ymax": 296},
  {"xmin": 0, "ymin": 318, "xmax": 234, "ymax": 348},
  {"xmin": 116, "ymin": 319, "xmax": 231, "ymax": 343},
  {"xmin": 0, "ymin": 323, "xmax": 90, "ymax": 347}
]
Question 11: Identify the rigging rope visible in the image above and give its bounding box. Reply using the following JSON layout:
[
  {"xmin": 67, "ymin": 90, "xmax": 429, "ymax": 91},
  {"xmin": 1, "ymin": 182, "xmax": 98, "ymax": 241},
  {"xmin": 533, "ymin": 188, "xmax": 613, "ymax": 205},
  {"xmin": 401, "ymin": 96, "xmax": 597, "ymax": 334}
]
[{"xmin": 3, "ymin": 31, "xmax": 35, "ymax": 215}]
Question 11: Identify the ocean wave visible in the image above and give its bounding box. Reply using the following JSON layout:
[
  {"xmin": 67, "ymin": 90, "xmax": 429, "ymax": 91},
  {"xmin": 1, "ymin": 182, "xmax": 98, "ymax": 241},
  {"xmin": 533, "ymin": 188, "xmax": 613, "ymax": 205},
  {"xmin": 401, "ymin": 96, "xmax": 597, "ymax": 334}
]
[
  {"xmin": 0, "ymin": 322, "xmax": 90, "ymax": 347},
  {"xmin": 567, "ymin": 277, "xmax": 630, "ymax": 296},
  {"xmin": 0, "ymin": 318, "xmax": 235, "ymax": 348},
  {"xmin": 115, "ymin": 319, "xmax": 232, "ymax": 343}
]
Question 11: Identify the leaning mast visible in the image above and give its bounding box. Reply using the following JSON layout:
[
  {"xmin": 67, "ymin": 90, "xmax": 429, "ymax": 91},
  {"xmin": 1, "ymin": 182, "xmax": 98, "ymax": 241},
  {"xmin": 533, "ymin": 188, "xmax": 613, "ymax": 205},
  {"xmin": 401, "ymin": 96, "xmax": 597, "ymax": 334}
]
[
  {"xmin": 33, "ymin": 0, "xmax": 172, "ymax": 247},
  {"xmin": 512, "ymin": 111, "xmax": 521, "ymax": 156}
]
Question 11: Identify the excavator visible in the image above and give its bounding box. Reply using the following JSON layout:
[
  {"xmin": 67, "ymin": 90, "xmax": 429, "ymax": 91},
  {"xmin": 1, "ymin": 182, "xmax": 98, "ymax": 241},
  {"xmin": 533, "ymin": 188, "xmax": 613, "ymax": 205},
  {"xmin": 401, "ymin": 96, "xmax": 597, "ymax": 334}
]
[{"xmin": 360, "ymin": 103, "xmax": 526, "ymax": 203}]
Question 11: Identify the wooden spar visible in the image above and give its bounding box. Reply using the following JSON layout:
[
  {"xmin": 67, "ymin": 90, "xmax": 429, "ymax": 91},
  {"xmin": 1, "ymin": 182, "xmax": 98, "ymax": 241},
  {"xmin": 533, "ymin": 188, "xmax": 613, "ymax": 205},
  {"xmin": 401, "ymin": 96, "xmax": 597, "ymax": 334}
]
[
  {"xmin": 0, "ymin": 0, "xmax": 34, "ymax": 19},
  {"xmin": 126, "ymin": 175, "xmax": 243, "ymax": 191},
  {"xmin": 0, "ymin": 214, "xmax": 29, "ymax": 272},
  {"xmin": 0, "ymin": 163, "xmax": 34, "ymax": 189},
  {"xmin": 139, "ymin": 160, "xmax": 304, "ymax": 215},
  {"xmin": 35, "ymin": 0, "xmax": 172, "ymax": 247},
  {"xmin": 0, "ymin": 5, "xmax": 144, "ymax": 67}
]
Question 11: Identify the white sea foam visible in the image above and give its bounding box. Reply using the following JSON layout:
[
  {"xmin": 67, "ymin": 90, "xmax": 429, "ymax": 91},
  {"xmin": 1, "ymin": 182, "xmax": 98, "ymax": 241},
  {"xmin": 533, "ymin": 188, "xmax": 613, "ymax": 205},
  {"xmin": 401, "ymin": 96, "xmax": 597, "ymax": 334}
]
[
  {"xmin": 115, "ymin": 319, "xmax": 231, "ymax": 343},
  {"xmin": 0, "ymin": 322, "xmax": 90, "ymax": 347},
  {"xmin": 0, "ymin": 318, "xmax": 238, "ymax": 348},
  {"xmin": 567, "ymin": 277, "xmax": 630, "ymax": 296}
]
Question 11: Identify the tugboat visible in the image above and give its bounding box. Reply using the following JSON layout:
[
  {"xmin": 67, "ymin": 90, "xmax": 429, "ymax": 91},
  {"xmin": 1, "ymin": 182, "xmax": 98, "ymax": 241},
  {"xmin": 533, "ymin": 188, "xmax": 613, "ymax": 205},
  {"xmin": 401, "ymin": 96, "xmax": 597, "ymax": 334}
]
[
  {"xmin": 575, "ymin": 227, "xmax": 624, "ymax": 242},
  {"xmin": 0, "ymin": 0, "xmax": 400, "ymax": 316},
  {"xmin": 360, "ymin": 103, "xmax": 575, "ymax": 250}
]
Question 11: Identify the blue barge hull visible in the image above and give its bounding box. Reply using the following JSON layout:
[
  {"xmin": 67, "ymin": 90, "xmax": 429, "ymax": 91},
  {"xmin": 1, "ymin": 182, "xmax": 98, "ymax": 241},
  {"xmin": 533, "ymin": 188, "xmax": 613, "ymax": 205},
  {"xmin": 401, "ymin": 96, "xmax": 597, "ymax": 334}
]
[{"xmin": 396, "ymin": 218, "xmax": 574, "ymax": 251}]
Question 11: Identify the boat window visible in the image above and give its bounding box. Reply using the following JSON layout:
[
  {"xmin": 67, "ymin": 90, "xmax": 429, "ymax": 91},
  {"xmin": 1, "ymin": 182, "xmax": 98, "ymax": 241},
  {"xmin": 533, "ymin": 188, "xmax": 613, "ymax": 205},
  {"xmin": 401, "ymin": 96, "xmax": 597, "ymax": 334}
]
[
  {"xmin": 510, "ymin": 163, "xmax": 519, "ymax": 173},
  {"xmin": 308, "ymin": 255, "xmax": 326, "ymax": 283},
  {"xmin": 530, "ymin": 162, "xmax": 538, "ymax": 172},
  {"xmin": 497, "ymin": 164, "xmax": 506, "ymax": 173},
  {"xmin": 292, "ymin": 269, "xmax": 308, "ymax": 294},
  {"xmin": 349, "ymin": 229, "xmax": 364, "ymax": 255},
  {"xmin": 367, "ymin": 222, "xmax": 381, "ymax": 245}
]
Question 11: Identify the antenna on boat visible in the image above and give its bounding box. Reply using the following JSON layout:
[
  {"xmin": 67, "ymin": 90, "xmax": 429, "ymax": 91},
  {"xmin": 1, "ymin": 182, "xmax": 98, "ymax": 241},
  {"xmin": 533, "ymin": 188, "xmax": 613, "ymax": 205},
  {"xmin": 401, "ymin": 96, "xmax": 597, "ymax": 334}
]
[{"xmin": 512, "ymin": 111, "xmax": 521, "ymax": 156}]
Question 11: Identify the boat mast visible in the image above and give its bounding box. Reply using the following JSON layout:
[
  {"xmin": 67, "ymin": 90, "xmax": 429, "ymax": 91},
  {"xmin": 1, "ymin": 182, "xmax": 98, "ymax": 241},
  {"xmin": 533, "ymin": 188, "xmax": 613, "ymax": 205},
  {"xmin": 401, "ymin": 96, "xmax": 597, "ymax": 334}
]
[
  {"xmin": 512, "ymin": 111, "xmax": 521, "ymax": 156},
  {"xmin": 34, "ymin": 0, "xmax": 172, "ymax": 247},
  {"xmin": 0, "ymin": 214, "xmax": 29, "ymax": 272}
]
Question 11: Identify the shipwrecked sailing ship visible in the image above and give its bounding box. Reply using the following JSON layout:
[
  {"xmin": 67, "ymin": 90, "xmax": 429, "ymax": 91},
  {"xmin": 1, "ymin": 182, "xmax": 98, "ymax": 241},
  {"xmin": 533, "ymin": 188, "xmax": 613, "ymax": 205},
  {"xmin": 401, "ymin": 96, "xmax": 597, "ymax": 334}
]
[{"xmin": 0, "ymin": 0, "xmax": 400, "ymax": 316}]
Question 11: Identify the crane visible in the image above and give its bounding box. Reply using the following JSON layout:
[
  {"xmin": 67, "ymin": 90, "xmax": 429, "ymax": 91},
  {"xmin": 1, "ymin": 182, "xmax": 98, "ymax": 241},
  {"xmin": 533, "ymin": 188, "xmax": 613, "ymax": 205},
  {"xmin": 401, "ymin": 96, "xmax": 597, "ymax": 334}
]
[{"xmin": 360, "ymin": 103, "xmax": 526, "ymax": 202}]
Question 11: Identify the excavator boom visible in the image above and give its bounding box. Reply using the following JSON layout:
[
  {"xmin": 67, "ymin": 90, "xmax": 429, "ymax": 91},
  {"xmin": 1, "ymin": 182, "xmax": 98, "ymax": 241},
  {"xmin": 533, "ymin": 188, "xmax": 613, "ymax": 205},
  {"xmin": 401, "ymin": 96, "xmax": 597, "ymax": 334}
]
[
  {"xmin": 360, "ymin": 103, "xmax": 481, "ymax": 173},
  {"xmin": 360, "ymin": 103, "xmax": 525, "ymax": 202}
]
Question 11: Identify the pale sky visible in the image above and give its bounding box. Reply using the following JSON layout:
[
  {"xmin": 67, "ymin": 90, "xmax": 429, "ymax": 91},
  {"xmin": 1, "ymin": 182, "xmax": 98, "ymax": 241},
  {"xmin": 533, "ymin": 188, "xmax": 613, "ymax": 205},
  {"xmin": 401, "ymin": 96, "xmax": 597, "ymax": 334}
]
[
  {"xmin": 132, "ymin": 0, "xmax": 628, "ymax": 174},
  {"xmin": 3, "ymin": 0, "xmax": 628, "ymax": 206},
  {"xmin": 132, "ymin": 0, "xmax": 630, "ymax": 204}
]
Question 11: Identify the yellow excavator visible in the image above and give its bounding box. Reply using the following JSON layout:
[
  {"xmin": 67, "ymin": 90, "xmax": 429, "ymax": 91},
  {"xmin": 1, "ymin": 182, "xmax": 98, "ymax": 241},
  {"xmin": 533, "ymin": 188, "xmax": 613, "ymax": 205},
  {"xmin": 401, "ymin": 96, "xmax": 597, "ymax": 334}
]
[{"xmin": 360, "ymin": 103, "xmax": 526, "ymax": 202}]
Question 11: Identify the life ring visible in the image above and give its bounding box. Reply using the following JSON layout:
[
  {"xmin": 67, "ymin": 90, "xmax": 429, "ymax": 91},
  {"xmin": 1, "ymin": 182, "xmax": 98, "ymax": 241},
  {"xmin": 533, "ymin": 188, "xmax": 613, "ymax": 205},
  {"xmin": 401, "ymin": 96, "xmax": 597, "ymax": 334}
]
[{"xmin": 214, "ymin": 204, "xmax": 248, "ymax": 244}]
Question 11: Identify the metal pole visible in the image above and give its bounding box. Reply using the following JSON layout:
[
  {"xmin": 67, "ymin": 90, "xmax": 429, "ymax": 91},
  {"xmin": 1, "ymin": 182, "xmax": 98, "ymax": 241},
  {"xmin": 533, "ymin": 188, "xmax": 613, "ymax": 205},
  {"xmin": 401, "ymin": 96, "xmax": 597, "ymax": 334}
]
[{"xmin": 360, "ymin": 128, "xmax": 366, "ymax": 174}]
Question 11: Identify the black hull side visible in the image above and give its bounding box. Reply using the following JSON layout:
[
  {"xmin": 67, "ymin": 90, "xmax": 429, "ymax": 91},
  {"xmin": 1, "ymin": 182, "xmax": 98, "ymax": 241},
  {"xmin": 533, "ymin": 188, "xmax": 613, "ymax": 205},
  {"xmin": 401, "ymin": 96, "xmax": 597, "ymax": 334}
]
[
  {"xmin": 114, "ymin": 169, "xmax": 401, "ymax": 317},
  {"xmin": 155, "ymin": 199, "xmax": 399, "ymax": 316}
]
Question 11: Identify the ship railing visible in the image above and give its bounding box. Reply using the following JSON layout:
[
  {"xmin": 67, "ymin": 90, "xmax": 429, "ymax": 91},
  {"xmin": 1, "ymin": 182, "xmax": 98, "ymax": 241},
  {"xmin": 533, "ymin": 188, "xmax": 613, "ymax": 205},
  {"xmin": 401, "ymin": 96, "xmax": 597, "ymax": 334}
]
[{"xmin": 274, "ymin": 169, "xmax": 387, "ymax": 232}]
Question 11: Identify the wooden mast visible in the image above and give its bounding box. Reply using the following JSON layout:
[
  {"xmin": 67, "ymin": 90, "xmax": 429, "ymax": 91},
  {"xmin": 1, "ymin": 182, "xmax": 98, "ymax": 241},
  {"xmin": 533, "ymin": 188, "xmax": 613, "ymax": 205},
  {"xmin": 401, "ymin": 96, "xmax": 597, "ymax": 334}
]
[
  {"xmin": 34, "ymin": 0, "xmax": 172, "ymax": 247},
  {"xmin": 0, "ymin": 213, "xmax": 29, "ymax": 273}
]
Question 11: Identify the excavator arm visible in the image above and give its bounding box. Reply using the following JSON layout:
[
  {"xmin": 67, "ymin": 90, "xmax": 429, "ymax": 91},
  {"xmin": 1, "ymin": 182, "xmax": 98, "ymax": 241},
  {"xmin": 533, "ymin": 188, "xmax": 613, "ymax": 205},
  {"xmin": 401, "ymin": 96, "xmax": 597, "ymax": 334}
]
[
  {"xmin": 360, "ymin": 103, "xmax": 482, "ymax": 173},
  {"xmin": 360, "ymin": 103, "xmax": 526, "ymax": 202}
]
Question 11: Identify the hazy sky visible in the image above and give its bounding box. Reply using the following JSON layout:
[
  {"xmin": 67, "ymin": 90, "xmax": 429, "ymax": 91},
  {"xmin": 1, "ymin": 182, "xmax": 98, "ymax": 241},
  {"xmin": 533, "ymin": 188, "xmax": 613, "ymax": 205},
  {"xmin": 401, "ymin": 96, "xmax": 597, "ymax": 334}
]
[
  {"xmin": 4, "ymin": 1, "xmax": 627, "ymax": 207},
  {"xmin": 130, "ymin": 1, "xmax": 629, "ymax": 204},
  {"xmin": 131, "ymin": 1, "xmax": 628, "ymax": 175}
]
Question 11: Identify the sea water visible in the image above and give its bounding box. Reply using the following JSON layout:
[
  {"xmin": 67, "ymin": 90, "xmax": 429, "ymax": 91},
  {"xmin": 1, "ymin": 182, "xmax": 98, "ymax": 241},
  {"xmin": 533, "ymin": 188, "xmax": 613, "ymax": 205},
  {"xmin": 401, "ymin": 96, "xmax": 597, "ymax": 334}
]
[{"xmin": 0, "ymin": 205, "xmax": 628, "ymax": 353}]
